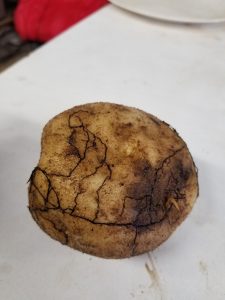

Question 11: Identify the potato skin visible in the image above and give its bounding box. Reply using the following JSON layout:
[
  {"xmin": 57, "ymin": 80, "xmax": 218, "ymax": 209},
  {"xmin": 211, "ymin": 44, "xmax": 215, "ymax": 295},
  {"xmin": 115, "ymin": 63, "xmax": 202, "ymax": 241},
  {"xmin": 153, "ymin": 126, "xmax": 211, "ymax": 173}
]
[{"xmin": 28, "ymin": 102, "xmax": 198, "ymax": 258}]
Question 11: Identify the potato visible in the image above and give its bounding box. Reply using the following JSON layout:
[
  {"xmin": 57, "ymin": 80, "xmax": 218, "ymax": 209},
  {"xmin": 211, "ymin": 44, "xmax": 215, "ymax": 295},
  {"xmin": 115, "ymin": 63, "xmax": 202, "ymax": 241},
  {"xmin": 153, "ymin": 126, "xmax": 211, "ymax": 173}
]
[{"xmin": 28, "ymin": 102, "xmax": 198, "ymax": 258}]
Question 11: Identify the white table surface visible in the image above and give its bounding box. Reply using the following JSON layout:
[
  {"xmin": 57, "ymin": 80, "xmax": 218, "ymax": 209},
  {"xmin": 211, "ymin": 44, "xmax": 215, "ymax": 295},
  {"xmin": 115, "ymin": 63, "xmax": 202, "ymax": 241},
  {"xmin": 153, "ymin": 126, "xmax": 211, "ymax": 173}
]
[{"xmin": 0, "ymin": 5, "xmax": 225, "ymax": 300}]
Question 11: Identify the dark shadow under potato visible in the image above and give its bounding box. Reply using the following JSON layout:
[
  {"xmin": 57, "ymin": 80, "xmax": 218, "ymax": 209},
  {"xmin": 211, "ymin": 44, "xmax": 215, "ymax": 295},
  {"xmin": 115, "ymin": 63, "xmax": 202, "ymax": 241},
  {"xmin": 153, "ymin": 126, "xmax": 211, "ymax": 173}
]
[{"xmin": 28, "ymin": 102, "xmax": 198, "ymax": 258}]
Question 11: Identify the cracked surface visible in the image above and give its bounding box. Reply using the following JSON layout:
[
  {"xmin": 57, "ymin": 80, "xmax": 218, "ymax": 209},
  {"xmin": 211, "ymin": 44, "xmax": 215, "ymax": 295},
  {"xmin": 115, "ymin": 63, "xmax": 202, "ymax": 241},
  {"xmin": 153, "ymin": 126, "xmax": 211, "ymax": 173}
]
[{"xmin": 28, "ymin": 102, "xmax": 198, "ymax": 258}]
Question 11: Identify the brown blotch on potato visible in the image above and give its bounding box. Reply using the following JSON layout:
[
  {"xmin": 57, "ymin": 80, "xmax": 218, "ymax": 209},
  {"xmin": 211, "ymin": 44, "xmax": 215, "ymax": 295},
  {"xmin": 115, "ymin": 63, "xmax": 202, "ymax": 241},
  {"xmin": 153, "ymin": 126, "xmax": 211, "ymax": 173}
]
[{"xmin": 28, "ymin": 102, "xmax": 198, "ymax": 258}]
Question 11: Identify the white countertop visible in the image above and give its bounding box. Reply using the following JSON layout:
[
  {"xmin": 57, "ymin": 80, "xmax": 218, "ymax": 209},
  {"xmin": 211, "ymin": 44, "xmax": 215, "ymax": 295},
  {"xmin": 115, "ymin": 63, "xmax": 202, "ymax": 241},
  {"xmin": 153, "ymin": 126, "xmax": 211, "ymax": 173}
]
[{"xmin": 0, "ymin": 5, "xmax": 225, "ymax": 300}]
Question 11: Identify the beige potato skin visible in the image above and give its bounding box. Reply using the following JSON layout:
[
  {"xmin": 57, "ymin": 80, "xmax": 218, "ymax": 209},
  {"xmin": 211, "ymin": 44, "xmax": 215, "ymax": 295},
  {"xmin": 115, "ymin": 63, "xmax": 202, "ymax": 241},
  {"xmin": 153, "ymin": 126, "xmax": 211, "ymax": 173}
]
[{"xmin": 28, "ymin": 102, "xmax": 198, "ymax": 258}]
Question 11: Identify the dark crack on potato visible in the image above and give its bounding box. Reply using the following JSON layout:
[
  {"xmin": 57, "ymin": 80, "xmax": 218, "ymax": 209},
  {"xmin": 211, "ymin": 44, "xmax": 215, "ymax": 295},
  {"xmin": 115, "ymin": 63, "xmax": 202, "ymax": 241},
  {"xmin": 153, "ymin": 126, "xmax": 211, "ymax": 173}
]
[{"xmin": 28, "ymin": 102, "xmax": 198, "ymax": 258}]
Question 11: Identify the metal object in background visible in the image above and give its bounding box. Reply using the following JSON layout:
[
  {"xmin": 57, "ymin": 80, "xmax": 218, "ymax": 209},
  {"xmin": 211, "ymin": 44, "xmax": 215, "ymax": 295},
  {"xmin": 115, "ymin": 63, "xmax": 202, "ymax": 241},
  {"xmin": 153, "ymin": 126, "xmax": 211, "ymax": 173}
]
[{"xmin": 0, "ymin": 0, "xmax": 41, "ymax": 73}]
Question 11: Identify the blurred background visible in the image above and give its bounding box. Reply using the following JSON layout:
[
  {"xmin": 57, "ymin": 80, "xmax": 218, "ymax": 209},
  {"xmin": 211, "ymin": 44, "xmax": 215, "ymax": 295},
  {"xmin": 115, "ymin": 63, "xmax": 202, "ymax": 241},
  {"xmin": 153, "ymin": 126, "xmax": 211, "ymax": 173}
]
[
  {"xmin": 0, "ymin": 0, "xmax": 40, "ymax": 72},
  {"xmin": 0, "ymin": 0, "xmax": 107, "ymax": 72}
]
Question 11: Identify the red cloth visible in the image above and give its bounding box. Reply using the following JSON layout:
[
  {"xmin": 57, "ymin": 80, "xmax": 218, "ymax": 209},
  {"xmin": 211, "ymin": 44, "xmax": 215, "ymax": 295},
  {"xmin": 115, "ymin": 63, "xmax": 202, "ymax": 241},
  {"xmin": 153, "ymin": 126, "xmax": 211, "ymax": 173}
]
[{"xmin": 14, "ymin": 0, "xmax": 108, "ymax": 42}]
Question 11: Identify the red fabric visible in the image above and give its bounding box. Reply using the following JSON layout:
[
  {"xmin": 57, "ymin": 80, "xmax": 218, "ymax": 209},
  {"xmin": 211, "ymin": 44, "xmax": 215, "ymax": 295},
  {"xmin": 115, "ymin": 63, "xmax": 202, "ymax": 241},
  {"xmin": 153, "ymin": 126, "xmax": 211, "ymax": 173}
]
[{"xmin": 14, "ymin": 0, "xmax": 108, "ymax": 42}]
